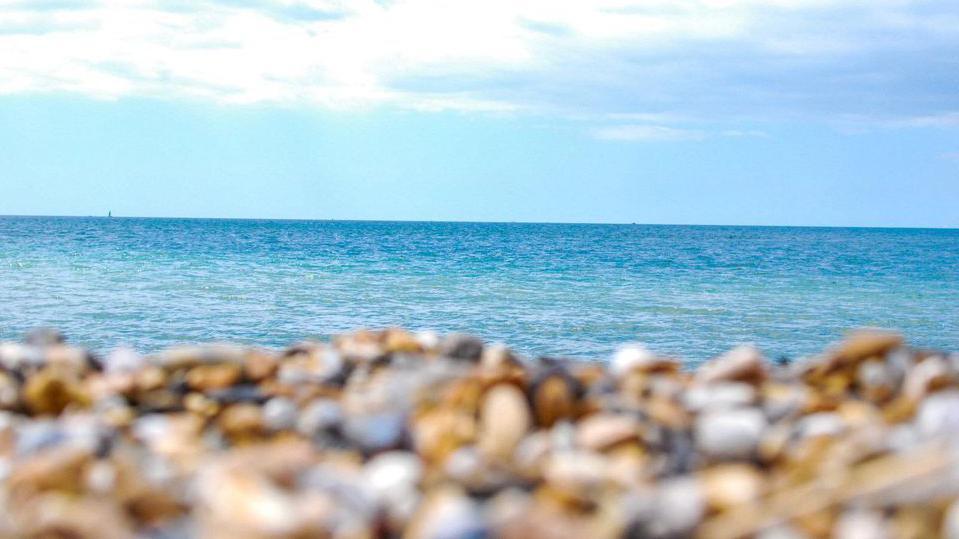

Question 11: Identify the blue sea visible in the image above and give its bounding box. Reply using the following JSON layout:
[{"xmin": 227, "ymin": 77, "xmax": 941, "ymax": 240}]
[{"xmin": 1, "ymin": 216, "xmax": 957, "ymax": 364}]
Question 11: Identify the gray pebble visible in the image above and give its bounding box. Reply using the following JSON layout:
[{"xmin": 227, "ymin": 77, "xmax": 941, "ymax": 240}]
[
  {"xmin": 343, "ymin": 412, "xmax": 405, "ymax": 452},
  {"xmin": 24, "ymin": 327, "xmax": 65, "ymax": 346},
  {"xmin": 297, "ymin": 399, "xmax": 344, "ymax": 436},
  {"xmin": 262, "ymin": 397, "xmax": 298, "ymax": 431},
  {"xmin": 439, "ymin": 333, "xmax": 484, "ymax": 362},
  {"xmin": 16, "ymin": 421, "xmax": 65, "ymax": 455}
]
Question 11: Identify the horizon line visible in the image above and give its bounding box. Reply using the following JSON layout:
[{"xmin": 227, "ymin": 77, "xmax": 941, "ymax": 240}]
[{"xmin": 1, "ymin": 213, "xmax": 957, "ymax": 231}]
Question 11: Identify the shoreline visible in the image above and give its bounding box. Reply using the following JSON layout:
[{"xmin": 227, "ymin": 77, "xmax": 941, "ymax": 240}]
[
  {"xmin": 0, "ymin": 327, "xmax": 957, "ymax": 537},
  {"xmin": 4, "ymin": 213, "xmax": 959, "ymax": 230}
]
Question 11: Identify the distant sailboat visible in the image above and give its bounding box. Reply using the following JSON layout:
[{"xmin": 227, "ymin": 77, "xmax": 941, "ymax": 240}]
[{"xmin": 108, "ymin": 210, "xmax": 112, "ymax": 218}]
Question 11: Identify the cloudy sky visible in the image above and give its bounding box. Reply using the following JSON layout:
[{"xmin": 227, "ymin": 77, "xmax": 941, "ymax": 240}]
[{"xmin": 1, "ymin": 0, "xmax": 957, "ymax": 226}]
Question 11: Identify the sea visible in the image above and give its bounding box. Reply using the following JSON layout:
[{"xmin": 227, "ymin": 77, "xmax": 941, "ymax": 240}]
[{"xmin": 1, "ymin": 216, "xmax": 957, "ymax": 365}]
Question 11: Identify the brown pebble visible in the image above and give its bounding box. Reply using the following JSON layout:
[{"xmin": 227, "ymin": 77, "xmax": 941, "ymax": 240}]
[
  {"xmin": 23, "ymin": 367, "xmax": 89, "ymax": 415},
  {"xmin": 187, "ymin": 363, "xmax": 242, "ymax": 391},
  {"xmin": 575, "ymin": 413, "xmax": 639, "ymax": 452},
  {"xmin": 696, "ymin": 345, "xmax": 767, "ymax": 385},
  {"xmin": 531, "ymin": 371, "xmax": 576, "ymax": 427},
  {"xmin": 218, "ymin": 403, "xmax": 265, "ymax": 440},
  {"xmin": 833, "ymin": 330, "xmax": 904, "ymax": 364},
  {"xmin": 478, "ymin": 384, "xmax": 531, "ymax": 461},
  {"xmin": 243, "ymin": 351, "xmax": 278, "ymax": 381},
  {"xmin": 384, "ymin": 328, "xmax": 424, "ymax": 354},
  {"xmin": 700, "ymin": 464, "xmax": 764, "ymax": 512},
  {"xmin": 8, "ymin": 446, "xmax": 92, "ymax": 499}
]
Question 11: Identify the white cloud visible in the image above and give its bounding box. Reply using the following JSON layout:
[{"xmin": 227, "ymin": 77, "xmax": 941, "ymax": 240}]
[
  {"xmin": 897, "ymin": 112, "xmax": 959, "ymax": 128},
  {"xmin": 592, "ymin": 124, "xmax": 706, "ymax": 141},
  {"xmin": 0, "ymin": 0, "xmax": 957, "ymax": 133},
  {"xmin": 721, "ymin": 129, "xmax": 769, "ymax": 138}
]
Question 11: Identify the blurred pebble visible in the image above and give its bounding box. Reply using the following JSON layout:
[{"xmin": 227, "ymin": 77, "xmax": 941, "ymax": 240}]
[
  {"xmin": 0, "ymin": 327, "xmax": 951, "ymax": 539},
  {"xmin": 262, "ymin": 397, "xmax": 298, "ymax": 431},
  {"xmin": 439, "ymin": 334, "xmax": 484, "ymax": 362},
  {"xmin": 695, "ymin": 408, "xmax": 766, "ymax": 460}
]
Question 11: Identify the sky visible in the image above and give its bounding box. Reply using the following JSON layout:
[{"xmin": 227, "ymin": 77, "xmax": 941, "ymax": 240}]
[{"xmin": 0, "ymin": 0, "xmax": 957, "ymax": 226}]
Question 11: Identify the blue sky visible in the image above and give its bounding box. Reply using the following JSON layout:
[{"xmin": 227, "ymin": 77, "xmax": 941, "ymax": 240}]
[{"xmin": 1, "ymin": 0, "xmax": 957, "ymax": 226}]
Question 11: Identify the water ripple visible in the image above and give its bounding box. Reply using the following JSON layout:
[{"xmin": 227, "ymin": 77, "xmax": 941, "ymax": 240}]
[{"xmin": 1, "ymin": 217, "xmax": 957, "ymax": 365}]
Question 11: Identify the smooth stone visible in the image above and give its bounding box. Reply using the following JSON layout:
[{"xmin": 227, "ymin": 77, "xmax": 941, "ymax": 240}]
[
  {"xmin": 530, "ymin": 369, "xmax": 578, "ymax": 427},
  {"xmin": 343, "ymin": 412, "xmax": 406, "ymax": 452},
  {"xmin": 543, "ymin": 450, "xmax": 608, "ymax": 492},
  {"xmin": 513, "ymin": 431, "xmax": 552, "ymax": 474},
  {"xmin": 444, "ymin": 446, "xmax": 483, "ymax": 482},
  {"xmin": 262, "ymin": 397, "xmax": 298, "ymax": 431},
  {"xmin": 834, "ymin": 509, "xmax": 889, "ymax": 539},
  {"xmin": 610, "ymin": 344, "xmax": 657, "ymax": 377},
  {"xmin": 364, "ymin": 451, "xmax": 423, "ymax": 516},
  {"xmin": 365, "ymin": 451, "xmax": 422, "ymax": 494},
  {"xmin": 383, "ymin": 329, "xmax": 423, "ymax": 354},
  {"xmin": 480, "ymin": 344, "xmax": 519, "ymax": 371},
  {"xmin": 24, "ymin": 327, "xmax": 65, "ymax": 346},
  {"xmin": 903, "ymin": 355, "xmax": 951, "ymax": 401},
  {"xmin": 549, "ymin": 420, "xmax": 577, "ymax": 452},
  {"xmin": 485, "ymin": 488, "xmax": 533, "ymax": 531},
  {"xmin": 649, "ymin": 476, "xmax": 704, "ymax": 537},
  {"xmin": 415, "ymin": 331, "xmax": 441, "ymax": 351},
  {"xmin": 410, "ymin": 489, "xmax": 487, "ymax": 539},
  {"xmin": 796, "ymin": 412, "xmax": 845, "ymax": 439},
  {"xmin": 438, "ymin": 334, "xmax": 484, "ymax": 362},
  {"xmin": 763, "ymin": 384, "xmax": 809, "ymax": 422},
  {"xmin": 885, "ymin": 424, "xmax": 921, "ymax": 453},
  {"xmin": 647, "ymin": 374, "xmax": 684, "ymax": 399},
  {"xmin": 944, "ymin": 499, "xmax": 959, "ymax": 539},
  {"xmin": 296, "ymin": 399, "xmax": 344, "ymax": 436},
  {"xmin": 103, "ymin": 346, "xmax": 145, "ymax": 373},
  {"xmin": 696, "ymin": 345, "xmax": 766, "ymax": 385},
  {"xmin": 155, "ymin": 344, "xmax": 249, "ymax": 368},
  {"xmin": 695, "ymin": 408, "xmax": 767, "ymax": 460},
  {"xmin": 916, "ymin": 390, "xmax": 959, "ymax": 438},
  {"xmin": 0, "ymin": 342, "xmax": 43, "ymax": 370},
  {"xmin": 278, "ymin": 348, "xmax": 343, "ymax": 384},
  {"xmin": 575, "ymin": 413, "xmax": 639, "ymax": 451},
  {"xmin": 684, "ymin": 382, "xmax": 756, "ymax": 412},
  {"xmin": 186, "ymin": 364, "xmax": 242, "ymax": 391},
  {"xmin": 16, "ymin": 421, "xmax": 66, "ymax": 455},
  {"xmin": 84, "ymin": 460, "xmax": 117, "ymax": 493},
  {"xmin": 857, "ymin": 360, "xmax": 894, "ymax": 390},
  {"xmin": 478, "ymin": 384, "xmax": 531, "ymax": 460},
  {"xmin": 218, "ymin": 404, "xmax": 265, "ymax": 437},
  {"xmin": 700, "ymin": 464, "xmax": 763, "ymax": 510},
  {"xmin": 0, "ymin": 373, "xmax": 18, "ymax": 409},
  {"xmin": 197, "ymin": 471, "xmax": 299, "ymax": 535},
  {"xmin": 206, "ymin": 384, "xmax": 267, "ymax": 404},
  {"xmin": 833, "ymin": 330, "xmax": 903, "ymax": 362},
  {"xmin": 757, "ymin": 525, "xmax": 810, "ymax": 539},
  {"xmin": 23, "ymin": 368, "xmax": 87, "ymax": 415},
  {"xmin": 299, "ymin": 464, "xmax": 377, "ymax": 520}
]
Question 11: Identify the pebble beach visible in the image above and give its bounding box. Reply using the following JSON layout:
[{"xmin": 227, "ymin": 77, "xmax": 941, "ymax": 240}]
[{"xmin": 1, "ymin": 327, "xmax": 958, "ymax": 538}]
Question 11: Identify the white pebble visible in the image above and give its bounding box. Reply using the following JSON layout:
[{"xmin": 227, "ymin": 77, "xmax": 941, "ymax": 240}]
[
  {"xmin": 695, "ymin": 408, "xmax": 766, "ymax": 460},
  {"xmin": 611, "ymin": 343, "xmax": 657, "ymax": 377}
]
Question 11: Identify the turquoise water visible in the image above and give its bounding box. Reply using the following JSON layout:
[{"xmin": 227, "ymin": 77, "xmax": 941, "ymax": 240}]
[{"xmin": 1, "ymin": 216, "xmax": 957, "ymax": 364}]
